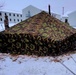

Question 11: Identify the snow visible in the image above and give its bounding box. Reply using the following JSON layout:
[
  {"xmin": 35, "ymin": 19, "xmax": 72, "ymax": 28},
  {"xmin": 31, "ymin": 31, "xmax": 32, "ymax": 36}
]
[
  {"xmin": 0, "ymin": 23, "xmax": 17, "ymax": 32},
  {"xmin": 0, "ymin": 52, "xmax": 76, "ymax": 75},
  {"xmin": 0, "ymin": 9, "xmax": 22, "ymax": 14}
]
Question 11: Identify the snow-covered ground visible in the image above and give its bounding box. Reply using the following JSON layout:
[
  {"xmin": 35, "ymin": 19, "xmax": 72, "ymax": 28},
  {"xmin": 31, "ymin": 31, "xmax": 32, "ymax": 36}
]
[{"xmin": 0, "ymin": 52, "xmax": 76, "ymax": 75}]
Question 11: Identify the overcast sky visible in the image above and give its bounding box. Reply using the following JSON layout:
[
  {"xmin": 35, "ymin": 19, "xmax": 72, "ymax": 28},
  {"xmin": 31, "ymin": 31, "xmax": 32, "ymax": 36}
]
[{"xmin": 0, "ymin": 0, "xmax": 76, "ymax": 15}]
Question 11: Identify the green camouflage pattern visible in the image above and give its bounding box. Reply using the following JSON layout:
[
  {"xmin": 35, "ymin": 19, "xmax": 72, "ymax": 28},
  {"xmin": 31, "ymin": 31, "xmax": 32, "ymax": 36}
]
[
  {"xmin": 2, "ymin": 11, "xmax": 76, "ymax": 41},
  {"xmin": 0, "ymin": 11, "xmax": 76, "ymax": 56}
]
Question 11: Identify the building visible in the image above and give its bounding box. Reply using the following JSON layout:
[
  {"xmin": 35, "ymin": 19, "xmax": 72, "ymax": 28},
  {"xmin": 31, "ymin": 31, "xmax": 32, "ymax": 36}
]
[
  {"xmin": 61, "ymin": 11, "xmax": 76, "ymax": 27},
  {"xmin": 0, "ymin": 5, "xmax": 61, "ymax": 31},
  {"xmin": 0, "ymin": 5, "xmax": 61, "ymax": 24},
  {"xmin": 1, "ymin": 5, "xmax": 76, "ymax": 28},
  {"xmin": 22, "ymin": 5, "xmax": 61, "ymax": 20},
  {"xmin": 61, "ymin": 14, "xmax": 68, "ymax": 23},
  {"xmin": 0, "ymin": 10, "xmax": 23, "ymax": 31},
  {"xmin": 68, "ymin": 11, "xmax": 76, "ymax": 27},
  {"xmin": 22, "ymin": 5, "xmax": 42, "ymax": 20},
  {"xmin": 0, "ymin": 10, "xmax": 22, "ymax": 24}
]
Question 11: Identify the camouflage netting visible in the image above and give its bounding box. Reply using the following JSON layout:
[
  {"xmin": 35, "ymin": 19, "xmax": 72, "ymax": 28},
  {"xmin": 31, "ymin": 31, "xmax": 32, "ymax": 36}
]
[{"xmin": 0, "ymin": 11, "xmax": 76, "ymax": 56}]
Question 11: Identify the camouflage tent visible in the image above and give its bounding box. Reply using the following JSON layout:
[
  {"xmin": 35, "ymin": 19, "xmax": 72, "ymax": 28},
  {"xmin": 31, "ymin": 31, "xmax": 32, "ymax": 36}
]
[{"xmin": 0, "ymin": 11, "xmax": 76, "ymax": 56}]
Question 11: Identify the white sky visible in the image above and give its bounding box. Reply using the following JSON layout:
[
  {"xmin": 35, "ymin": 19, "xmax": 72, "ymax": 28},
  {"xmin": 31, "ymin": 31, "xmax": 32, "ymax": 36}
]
[{"xmin": 0, "ymin": 0, "xmax": 76, "ymax": 15}]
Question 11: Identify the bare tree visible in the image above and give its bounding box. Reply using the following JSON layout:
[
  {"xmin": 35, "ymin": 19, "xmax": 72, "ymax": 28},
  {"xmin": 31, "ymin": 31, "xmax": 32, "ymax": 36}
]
[
  {"xmin": 0, "ymin": 1, "xmax": 4, "ymax": 9},
  {"xmin": 0, "ymin": 4, "xmax": 3, "ymax": 8}
]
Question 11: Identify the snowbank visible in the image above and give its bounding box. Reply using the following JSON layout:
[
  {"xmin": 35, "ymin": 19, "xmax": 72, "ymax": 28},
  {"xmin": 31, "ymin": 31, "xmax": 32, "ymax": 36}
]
[{"xmin": 0, "ymin": 53, "xmax": 76, "ymax": 75}]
